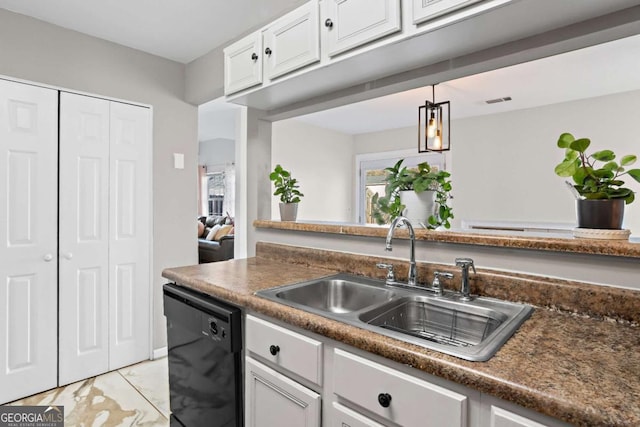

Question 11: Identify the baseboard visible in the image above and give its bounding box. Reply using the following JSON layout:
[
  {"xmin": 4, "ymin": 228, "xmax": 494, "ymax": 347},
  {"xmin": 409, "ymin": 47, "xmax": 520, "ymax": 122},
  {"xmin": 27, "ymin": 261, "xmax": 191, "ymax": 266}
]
[{"xmin": 153, "ymin": 346, "xmax": 168, "ymax": 359}]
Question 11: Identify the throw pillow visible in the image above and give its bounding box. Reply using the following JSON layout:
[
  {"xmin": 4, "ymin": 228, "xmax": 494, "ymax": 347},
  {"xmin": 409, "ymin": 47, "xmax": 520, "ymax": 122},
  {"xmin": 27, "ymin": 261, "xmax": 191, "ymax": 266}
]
[
  {"xmin": 205, "ymin": 224, "xmax": 222, "ymax": 241},
  {"xmin": 197, "ymin": 221, "xmax": 205, "ymax": 237},
  {"xmin": 214, "ymin": 224, "xmax": 233, "ymax": 241}
]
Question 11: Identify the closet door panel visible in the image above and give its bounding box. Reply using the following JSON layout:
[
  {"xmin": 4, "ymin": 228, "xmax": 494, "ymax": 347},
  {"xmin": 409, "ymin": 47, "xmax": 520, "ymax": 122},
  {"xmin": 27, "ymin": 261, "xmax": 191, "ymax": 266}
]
[
  {"xmin": 109, "ymin": 102, "xmax": 151, "ymax": 369},
  {"xmin": 59, "ymin": 92, "xmax": 110, "ymax": 385},
  {"xmin": 0, "ymin": 79, "xmax": 58, "ymax": 403}
]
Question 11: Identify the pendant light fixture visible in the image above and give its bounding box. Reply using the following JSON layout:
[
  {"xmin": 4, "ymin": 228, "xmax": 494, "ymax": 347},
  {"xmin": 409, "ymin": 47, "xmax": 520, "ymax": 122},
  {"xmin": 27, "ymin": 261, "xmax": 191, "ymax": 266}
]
[{"xmin": 418, "ymin": 84, "xmax": 450, "ymax": 152}]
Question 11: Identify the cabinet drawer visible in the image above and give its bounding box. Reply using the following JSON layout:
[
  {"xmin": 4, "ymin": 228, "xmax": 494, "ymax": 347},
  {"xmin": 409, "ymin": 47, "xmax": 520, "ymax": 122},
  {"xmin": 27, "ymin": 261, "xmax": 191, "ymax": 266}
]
[
  {"xmin": 246, "ymin": 315, "xmax": 323, "ymax": 385},
  {"xmin": 333, "ymin": 349, "xmax": 467, "ymax": 427}
]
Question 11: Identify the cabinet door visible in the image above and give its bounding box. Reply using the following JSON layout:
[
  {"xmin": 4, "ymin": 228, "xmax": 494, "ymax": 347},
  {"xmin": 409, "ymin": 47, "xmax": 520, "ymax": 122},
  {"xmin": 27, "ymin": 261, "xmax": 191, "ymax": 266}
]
[
  {"xmin": 264, "ymin": 1, "xmax": 320, "ymax": 80},
  {"xmin": 108, "ymin": 102, "xmax": 151, "ymax": 370},
  {"xmin": 332, "ymin": 402, "xmax": 386, "ymax": 427},
  {"xmin": 245, "ymin": 357, "xmax": 321, "ymax": 427},
  {"xmin": 59, "ymin": 92, "xmax": 110, "ymax": 385},
  {"xmin": 224, "ymin": 32, "xmax": 263, "ymax": 95},
  {"xmin": 324, "ymin": 0, "xmax": 401, "ymax": 57},
  {"xmin": 0, "ymin": 79, "xmax": 58, "ymax": 404},
  {"xmin": 412, "ymin": 0, "xmax": 484, "ymax": 25}
]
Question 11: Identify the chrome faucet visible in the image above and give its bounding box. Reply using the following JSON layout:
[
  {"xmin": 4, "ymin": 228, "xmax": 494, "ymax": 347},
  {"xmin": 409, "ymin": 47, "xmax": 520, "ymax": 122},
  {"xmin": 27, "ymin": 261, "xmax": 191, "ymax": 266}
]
[
  {"xmin": 455, "ymin": 258, "xmax": 476, "ymax": 301},
  {"xmin": 385, "ymin": 216, "xmax": 417, "ymax": 286}
]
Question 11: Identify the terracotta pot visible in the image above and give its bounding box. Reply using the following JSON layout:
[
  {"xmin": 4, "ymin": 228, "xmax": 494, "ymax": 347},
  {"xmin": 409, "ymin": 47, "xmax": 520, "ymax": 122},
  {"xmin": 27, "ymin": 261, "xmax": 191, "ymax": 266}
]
[
  {"xmin": 576, "ymin": 199, "xmax": 624, "ymax": 229},
  {"xmin": 279, "ymin": 203, "xmax": 298, "ymax": 221}
]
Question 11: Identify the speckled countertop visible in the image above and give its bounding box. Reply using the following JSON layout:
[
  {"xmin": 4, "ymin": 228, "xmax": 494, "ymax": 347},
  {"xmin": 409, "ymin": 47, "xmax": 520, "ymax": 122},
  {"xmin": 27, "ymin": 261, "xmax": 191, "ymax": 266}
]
[
  {"xmin": 254, "ymin": 220, "xmax": 640, "ymax": 258},
  {"xmin": 162, "ymin": 252, "xmax": 640, "ymax": 427}
]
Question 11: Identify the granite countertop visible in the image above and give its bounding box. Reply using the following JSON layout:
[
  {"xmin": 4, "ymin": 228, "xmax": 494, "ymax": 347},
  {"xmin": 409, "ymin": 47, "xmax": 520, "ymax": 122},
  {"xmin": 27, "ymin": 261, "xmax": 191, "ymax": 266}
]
[
  {"xmin": 162, "ymin": 257, "xmax": 640, "ymax": 427},
  {"xmin": 254, "ymin": 220, "xmax": 640, "ymax": 258}
]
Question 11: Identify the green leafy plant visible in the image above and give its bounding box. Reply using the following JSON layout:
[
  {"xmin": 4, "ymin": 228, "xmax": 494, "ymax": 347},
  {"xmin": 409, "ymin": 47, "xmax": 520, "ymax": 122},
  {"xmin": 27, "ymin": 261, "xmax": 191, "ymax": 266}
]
[
  {"xmin": 372, "ymin": 159, "xmax": 453, "ymax": 229},
  {"xmin": 269, "ymin": 164, "xmax": 304, "ymax": 203},
  {"xmin": 554, "ymin": 133, "xmax": 640, "ymax": 204}
]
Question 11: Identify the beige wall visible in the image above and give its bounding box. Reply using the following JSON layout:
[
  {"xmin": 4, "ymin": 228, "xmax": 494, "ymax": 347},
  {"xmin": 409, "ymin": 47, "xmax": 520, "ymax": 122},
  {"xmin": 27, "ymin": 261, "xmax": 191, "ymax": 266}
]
[
  {"xmin": 272, "ymin": 120, "xmax": 355, "ymax": 222},
  {"xmin": 0, "ymin": 9, "xmax": 198, "ymax": 351}
]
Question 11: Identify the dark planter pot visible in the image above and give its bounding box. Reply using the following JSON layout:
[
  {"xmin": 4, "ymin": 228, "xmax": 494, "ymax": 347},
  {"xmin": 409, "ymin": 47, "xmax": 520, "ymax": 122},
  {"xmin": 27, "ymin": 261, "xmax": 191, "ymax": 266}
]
[{"xmin": 576, "ymin": 199, "xmax": 624, "ymax": 229}]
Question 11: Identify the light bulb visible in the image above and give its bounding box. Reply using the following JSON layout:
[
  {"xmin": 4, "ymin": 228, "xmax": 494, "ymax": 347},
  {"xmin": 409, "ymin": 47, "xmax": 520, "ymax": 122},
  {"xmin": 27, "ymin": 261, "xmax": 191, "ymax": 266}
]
[
  {"xmin": 427, "ymin": 111, "xmax": 436, "ymax": 138},
  {"xmin": 434, "ymin": 129, "xmax": 442, "ymax": 150}
]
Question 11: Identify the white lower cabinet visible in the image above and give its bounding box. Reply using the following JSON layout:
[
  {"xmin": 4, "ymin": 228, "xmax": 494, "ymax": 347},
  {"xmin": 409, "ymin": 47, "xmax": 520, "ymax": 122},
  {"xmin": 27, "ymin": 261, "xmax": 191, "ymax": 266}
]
[
  {"xmin": 333, "ymin": 348, "xmax": 468, "ymax": 427},
  {"xmin": 245, "ymin": 357, "xmax": 321, "ymax": 427},
  {"xmin": 245, "ymin": 314, "xmax": 569, "ymax": 427},
  {"xmin": 480, "ymin": 395, "xmax": 571, "ymax": 427},
  {"xmin": 331, "ymin": 402, "xmax": 386, "ymax": 427}
]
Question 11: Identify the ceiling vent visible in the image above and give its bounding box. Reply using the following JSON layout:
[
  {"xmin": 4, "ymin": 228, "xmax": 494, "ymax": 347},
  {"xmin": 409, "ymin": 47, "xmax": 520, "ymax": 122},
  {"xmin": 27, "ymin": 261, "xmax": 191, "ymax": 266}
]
[{"xmin": 485, "ymin": 96, "xmax": 512, "ymax": 104}]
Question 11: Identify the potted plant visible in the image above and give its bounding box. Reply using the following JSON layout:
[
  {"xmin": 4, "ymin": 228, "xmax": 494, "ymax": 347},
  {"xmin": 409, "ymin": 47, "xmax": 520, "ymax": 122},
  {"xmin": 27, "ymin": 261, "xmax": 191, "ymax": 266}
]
[
  {"xmin": 372, "ymin": 159, "xmax": 453, "ymax": 229},
  {"xmin": 554, "ymin": 132, "xmax": 640, "ymax": 229},
  {"xmin": 269, "ymin": 164, "xmax": 304, "ymax": 221}
]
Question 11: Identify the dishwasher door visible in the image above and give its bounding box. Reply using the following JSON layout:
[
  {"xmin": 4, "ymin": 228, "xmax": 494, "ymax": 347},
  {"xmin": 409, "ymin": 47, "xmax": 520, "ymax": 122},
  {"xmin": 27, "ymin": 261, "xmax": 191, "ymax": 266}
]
[{"xmin": 163, "ymin": 283, "xmax": 242, "ymax": 427}]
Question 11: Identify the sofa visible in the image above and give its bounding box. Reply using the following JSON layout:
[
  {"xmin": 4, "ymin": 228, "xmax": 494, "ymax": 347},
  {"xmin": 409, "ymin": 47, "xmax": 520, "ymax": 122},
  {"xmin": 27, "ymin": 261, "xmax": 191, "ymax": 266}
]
[{"xmin": 198, "ymin": 215, "xmax": 235, "ymax": 263}]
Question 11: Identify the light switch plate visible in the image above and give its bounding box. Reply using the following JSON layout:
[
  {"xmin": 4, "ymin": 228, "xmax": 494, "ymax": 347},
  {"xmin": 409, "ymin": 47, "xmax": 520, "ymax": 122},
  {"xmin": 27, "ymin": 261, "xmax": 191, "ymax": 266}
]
[{"xmin": 173, "ymin": 153, "xmax": 184, "ymax": 169}]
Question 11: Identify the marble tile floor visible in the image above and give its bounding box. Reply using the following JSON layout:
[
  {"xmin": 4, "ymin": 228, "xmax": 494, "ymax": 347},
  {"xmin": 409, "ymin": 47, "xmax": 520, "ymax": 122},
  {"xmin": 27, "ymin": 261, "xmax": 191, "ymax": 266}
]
[{"xmin": 8, "ymin": 357, "xmax": 170, "ymax": 427}]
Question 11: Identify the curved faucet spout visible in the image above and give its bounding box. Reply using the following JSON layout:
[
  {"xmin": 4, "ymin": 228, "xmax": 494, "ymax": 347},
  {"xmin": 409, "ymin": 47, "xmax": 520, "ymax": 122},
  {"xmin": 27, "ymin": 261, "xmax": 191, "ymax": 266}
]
[{"xmin": 385, "ymin": 216, "xmax": 417, "ymax": 286}]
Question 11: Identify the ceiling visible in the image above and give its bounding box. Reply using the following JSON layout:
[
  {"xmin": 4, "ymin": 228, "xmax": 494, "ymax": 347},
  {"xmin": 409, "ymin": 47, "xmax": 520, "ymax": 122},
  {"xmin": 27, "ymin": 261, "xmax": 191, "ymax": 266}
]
[
  {"xmin": 294, "ymin": 33, "xmax": 640, "ymax": 135},
  {"xmin": 0, "ymin": 0, "xmax": 304, "ymax": 63}
]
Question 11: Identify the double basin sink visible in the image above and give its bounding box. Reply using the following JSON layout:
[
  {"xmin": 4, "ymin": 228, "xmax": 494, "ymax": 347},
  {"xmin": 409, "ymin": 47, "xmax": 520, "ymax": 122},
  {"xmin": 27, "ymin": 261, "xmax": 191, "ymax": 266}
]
[{"xmin": 256, "ymin": 273, "xmax": 533, "ymax": 361}]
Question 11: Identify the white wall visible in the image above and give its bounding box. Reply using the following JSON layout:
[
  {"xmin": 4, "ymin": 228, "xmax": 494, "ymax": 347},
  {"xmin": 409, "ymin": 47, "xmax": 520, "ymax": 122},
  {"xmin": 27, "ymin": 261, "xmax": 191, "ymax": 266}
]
[
  {"xmin": 351, "ymin": 90, "xmax": 640, "ymax": 234},
  {"xmin": 272, "ymin": 120, "xmax": 354, "ymax": 222},
  {"xmin": 0, "ymin": 9, "xmax": 198, "ymax": 351},
  {"xmin": 199, "ymin": 138, "xmax": 235, "ymax": 166},
  {"xmin": 453, "ymin": 90, "xmax": 640, "ymax": 233}
]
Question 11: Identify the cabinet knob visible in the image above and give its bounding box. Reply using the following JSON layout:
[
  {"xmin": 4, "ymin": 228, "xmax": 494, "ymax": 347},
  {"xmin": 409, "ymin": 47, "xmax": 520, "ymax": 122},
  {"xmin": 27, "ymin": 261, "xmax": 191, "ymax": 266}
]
[
  {"xmin": 43, "ymin": 253, "xmax": 53, "ymax": 262},
  {"xmin": 378, "ymin": 393, "xmax": 392, "ymax": 408},
  {"xmin": 325, "ymin": 18, "xmax": 333, "ymax": 28},
  {"xmin": 251, "ymin": 52, "xmax": 258, "ymax": 61},
  {"xmin": 265, "ymin": 47, "xmax": 272, "ymax": 56},
  {"xmin": 63, "ymin": 252, "xmax": 73, "ymax": 260},
  {"xmin": 269, "ymin": 345, "xmax": 280, "ymax": 356}
]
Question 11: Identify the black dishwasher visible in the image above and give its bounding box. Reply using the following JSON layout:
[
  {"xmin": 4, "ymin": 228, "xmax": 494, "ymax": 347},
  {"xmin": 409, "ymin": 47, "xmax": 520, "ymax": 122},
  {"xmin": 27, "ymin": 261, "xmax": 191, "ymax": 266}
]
[{"xmin": 163, "ymin": 283, "xmax": 243, "ymax": 427}]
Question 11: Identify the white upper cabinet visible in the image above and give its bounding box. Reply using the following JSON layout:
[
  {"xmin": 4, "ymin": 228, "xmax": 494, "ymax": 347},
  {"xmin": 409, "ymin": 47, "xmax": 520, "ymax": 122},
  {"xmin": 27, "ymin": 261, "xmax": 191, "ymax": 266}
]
[
  {"xmin": 412, "ymin": 0, "xmax": 484, "ymax": 25},
  {"xmin": 224, "ymin": 32, "xmax": 263, "ymax": 95},
  {"xmin": 263, "ymin": 1, "xmax": 320, "ymax": 81},
  {"xmin": 323, "ymin": 0, "xmax": 401, "ymax": 57}
]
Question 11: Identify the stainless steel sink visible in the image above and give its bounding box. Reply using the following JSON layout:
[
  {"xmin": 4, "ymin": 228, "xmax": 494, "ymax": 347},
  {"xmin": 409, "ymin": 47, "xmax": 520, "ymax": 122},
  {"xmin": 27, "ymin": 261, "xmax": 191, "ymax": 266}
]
[
  {"xmin": 256, "ymin": 273, "xmax": 533, "ymax": 361},
  {"xmin": 359, "ymin": 296, "xmax": 507, "ymax": 348},
  {"xmin": 274, "ymin": 278, "xmax": 395, "ymax": 314}
]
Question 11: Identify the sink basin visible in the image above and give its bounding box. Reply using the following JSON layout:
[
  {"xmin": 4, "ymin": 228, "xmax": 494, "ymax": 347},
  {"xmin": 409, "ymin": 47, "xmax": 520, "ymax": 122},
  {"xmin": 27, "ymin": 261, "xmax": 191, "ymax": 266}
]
[
  {"xmin": 359, "ymin": 296, "xmax": 507, "ymax": 348},
  {"xmin": 274, "ymin": 278, "xmax": 394, "ymax": 314},
  {"xmin": 256, "ymin": 273, "xmax": 533, "ymax": 361}
]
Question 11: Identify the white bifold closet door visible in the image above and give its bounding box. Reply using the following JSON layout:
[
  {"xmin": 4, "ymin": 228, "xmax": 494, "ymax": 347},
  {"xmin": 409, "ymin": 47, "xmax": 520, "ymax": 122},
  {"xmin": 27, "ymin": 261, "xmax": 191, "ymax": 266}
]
[
  {"xmin": 0, "ymin": 80, "xmax": 59, "ymax": 404},
  {"xmin": 59, "ymin": 92, "xmax": 150, "ymax": 385}
]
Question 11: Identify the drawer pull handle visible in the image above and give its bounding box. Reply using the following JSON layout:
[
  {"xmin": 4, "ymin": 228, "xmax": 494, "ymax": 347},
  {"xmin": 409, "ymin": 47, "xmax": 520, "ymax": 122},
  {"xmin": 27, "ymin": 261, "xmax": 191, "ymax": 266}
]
[
  {"xmin": 378, "ymin": 393, "xmax": 392, "ymax": 408},
  {"xmin": 269, "ymin": 345, "xmax": 280, "ymax": 356}
]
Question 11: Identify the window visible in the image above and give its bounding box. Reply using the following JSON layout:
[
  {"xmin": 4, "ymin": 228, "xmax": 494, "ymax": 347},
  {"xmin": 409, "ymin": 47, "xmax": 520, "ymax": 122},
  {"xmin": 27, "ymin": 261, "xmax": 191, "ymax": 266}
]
[{"xmin": 355, "ymin": 149, "xmax": 445, "ymax": 224}]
